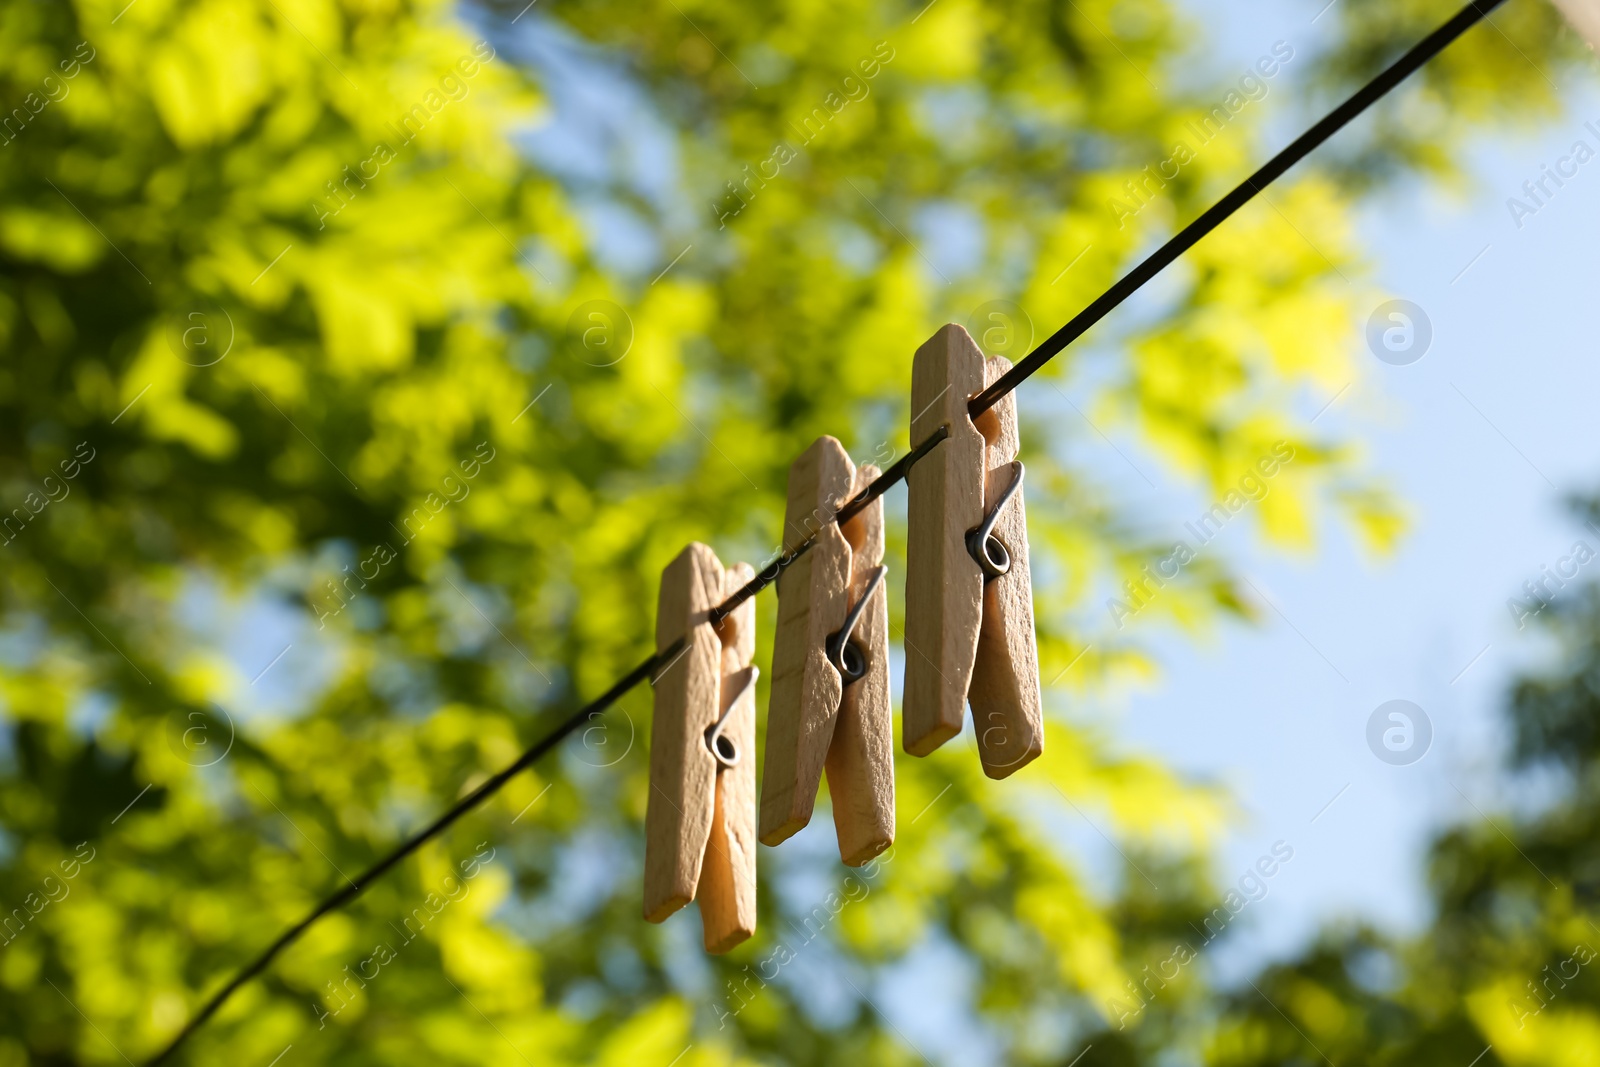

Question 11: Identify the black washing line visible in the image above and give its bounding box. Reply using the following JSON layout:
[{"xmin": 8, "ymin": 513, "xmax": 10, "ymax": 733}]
[{"xmin": 145, "ymin": 1, "xmax": 1508, "ymax": 1060}]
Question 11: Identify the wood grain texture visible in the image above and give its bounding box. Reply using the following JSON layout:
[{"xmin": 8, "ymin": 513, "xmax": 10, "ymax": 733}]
[
  {"xmin": 644, "ymin": 543, "xmax": 724, "ymax": 923},
  {"xmin": 827, "ymin": 462, "xmax": 895, "ymax": 866},
  {"xmin": 696, "ymin": 561, "xmax": 758, "ymax": 953},
  {"xmin": 1553, "ymin": 0, "xmax": 1600, "ymax": 47},
  {"xmin": 903, "ymin": 325, "xmax": 987, "ymax": 756},
  {"xmin": 969, "ymin": 356, "xmax": 1044, "ymax": 778},
  {"xmin": 760, "ymin": 437, "xmax": 853, "ymax": 845}
]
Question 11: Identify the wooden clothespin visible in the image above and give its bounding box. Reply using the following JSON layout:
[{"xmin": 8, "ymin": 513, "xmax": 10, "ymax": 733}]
[
  {"xmin": 903, "ymin": 324, "xmax": 1043, "ymax": 778},
  {"xmin": 644, "ymin": 544, "xmax": 759, "ymax": 953},
  {"xmin": 1552, "ymin": 0, "xmax": 1600, "ymax": 48},
  {"xmin": 760, "ymin": 437, "xmax": 895, "ymax": 865}
]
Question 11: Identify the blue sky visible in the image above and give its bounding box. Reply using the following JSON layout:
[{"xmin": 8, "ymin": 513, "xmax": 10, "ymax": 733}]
[{"xmin": 1076, "ymin": 0, "xmax": 1600, "ymax": 985}]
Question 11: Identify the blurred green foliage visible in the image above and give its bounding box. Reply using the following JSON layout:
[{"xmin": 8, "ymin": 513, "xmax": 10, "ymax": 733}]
[
  {"xmin": 1205, "ymin": 497, "xmax": 1600, "ymax": 1067},
  {"xmin": 0, "ymin": 0, "xmax": 1591, "ymax": 1064}
]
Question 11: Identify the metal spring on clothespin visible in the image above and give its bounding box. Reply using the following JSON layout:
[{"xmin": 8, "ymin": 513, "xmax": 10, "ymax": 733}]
[
  {"xmin": 704, "ymin": 665, "xmax": 757, "ymax": 769},
  {"xmin": 965, "ymin": 462, "xmax": 1023, "ymax": 581},
  {"xmin": 825, "ymin": 565, "xmax": 887, "ymax": 684}
]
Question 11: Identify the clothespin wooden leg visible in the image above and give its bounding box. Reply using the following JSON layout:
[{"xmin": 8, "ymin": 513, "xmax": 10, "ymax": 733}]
[
  {"xmin": 761, "ymin": 438, "xmax": 853, "ymax": 845},
  {"xmin": 1552, "ymin": 0, "xmax": 1600, "ymax": 48},
  {"xmin": 826, "ymin": 462, "xmax": 895, "ymax": 865},
  {"xmin": 645, "ymin": 544, "xmax": 757, "ymax": 954},
  {"xmin": 969, "ymin": 356, "xmax": 1043, "ymax": 778},
  {"xmin": 761, "ymin": 439, "xmax": 895, "ymax": 865},
  {"xmin": 904, "ymin": 326, "xmax": 1044, "ymax": 775},
  {"xmin": 645, "ymin": 544, "xmax": 724, "ymax": 922},
  {"xmin": 903, "ymin": 325, "xmax": 988, "ymax": 756},
  {"xmin": 696, "ymin": 562, "xmax": 758, "ymax": 952}
]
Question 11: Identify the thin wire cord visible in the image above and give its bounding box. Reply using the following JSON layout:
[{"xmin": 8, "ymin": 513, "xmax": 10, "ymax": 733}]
[
  {"xmin": 969, "ymin": 0, "xmax": 1507, "ymax": 417},
  {"xmin": 707, "ymin": 423, "xmax": 950, "ymax": 625},
  {"xmin": 144, "ymin": 3, "xmax": 1504, "ymax": 1061},
  {"xmin": 144, "ymin": 646, "xmax": 675, "ymax": 1065},
  {"xmin": 720, "ymin": 0, "xmax": 1505, "ymax": 621}
]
